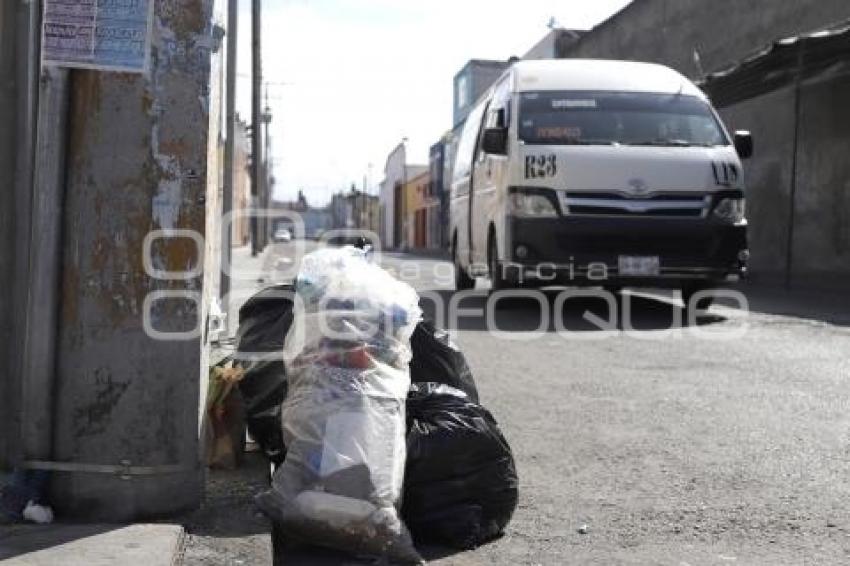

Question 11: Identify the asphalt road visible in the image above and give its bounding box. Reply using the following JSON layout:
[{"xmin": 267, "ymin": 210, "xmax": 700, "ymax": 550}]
[{"xmin": 204, "ymin": 241, "xmax": 850, "ymax": 565}]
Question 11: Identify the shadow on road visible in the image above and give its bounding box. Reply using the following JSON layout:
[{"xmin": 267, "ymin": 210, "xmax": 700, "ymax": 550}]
[
  {"xmin": 734, "ymin": 282, "xmax": 850, "ymax": 327},
  {"xmin": 418, "ymin": 289, "xmax": 726, "ymax": 333},
  {"xmin": 273, "ymin": 534, "xmax": 490, "ymax": 565},
  {"xmin": 0, "ymin": 524, "xmax": 126, "ymax": 561}
]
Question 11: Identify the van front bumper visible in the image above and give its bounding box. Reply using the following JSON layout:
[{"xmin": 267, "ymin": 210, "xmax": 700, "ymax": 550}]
[{"xmin": 504, "ymin": 216, "xmax": 748, "ymax": 287}]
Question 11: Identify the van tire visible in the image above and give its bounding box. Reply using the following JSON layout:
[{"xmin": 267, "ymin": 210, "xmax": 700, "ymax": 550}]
[
  {"xmin": 453, "ymin": 236, "xmax": 475, "ymax": 291},
  {"xmin": 488, "ymin": 233, "xmax": 508, "ymax": 291},
  {"xmin": 682, "ymin": 284, "xmax": 715, "ymax": 312}
]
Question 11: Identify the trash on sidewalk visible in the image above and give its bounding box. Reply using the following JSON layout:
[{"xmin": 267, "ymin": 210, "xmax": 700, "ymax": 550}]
[
  {"xmin": 409, "ymin": 320, "xmax": 479, "ymax": 403},
  {"xmin": 403, "ymin": 383, "xmax": 518, "ymax": 549},
  {"xmin": 238, "ymin": 250, "xmax": 518, "ymax": 558},
  {"xmin": 234, "ymin": 296, "xmax": 482, "ymax": 467},
  {"xmin": 1, "ymin": 469, "xmax": 51, "ymax": 524},
  {"xmin": 22, "ymin": 500, "xmax": 54, "ymax": 524},
  {"xmin": 205, "ymin": 358, "xmax": 247, "ymax": 469},
  {"xmin": 207, "ymin": 297, "xmax": 228, "ymax": 344},
  {"xmin": 256, "ymin": 247, "xmax": 423, "ymax": 563},
  {"xmin": 235, "ymin": 284, "xmax": 295, "ymax": 466}
]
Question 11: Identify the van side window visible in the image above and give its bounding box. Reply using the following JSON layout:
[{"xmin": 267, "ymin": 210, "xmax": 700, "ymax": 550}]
[
  {"xmin": 488, "ymin": 77, "xmax": 511, "ymax": 130},
  {"xmin": 478, "ymin": 77, "xmax": 511, "ymax": 161},
  {"xmin": 452, "ymin": 99, "xmax": 488, "ymax": 192}
]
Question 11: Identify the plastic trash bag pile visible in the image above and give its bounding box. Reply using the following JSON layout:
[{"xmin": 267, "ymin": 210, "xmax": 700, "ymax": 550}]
[{"xmin": 239, "ymin": 247, "xmax": 518, "ymax": 562}]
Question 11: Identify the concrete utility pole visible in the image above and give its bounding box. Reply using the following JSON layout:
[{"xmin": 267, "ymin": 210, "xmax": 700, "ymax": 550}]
[
  {"xmin": 251, "ymin": 0, "xmax": 262, "ymax": 257},
  {"xmin": 222, "ymin": 0, "xmax": 239, "ymax": 327},
  {"xmin": 1, "ymin": 0, "xmax": 42, "ymax": 467},
  {"xmin": 24, "ymin": 0, "xmax": 224, "ymax": 521},
  {"xmin": 263, "ymin": 86, "xmax": 272, "ymax": 244}
]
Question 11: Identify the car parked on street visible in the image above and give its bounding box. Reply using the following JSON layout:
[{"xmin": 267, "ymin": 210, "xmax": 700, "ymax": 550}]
[{"xmin": 273, "ymin": 227, "xmax": 292, "ymax": 243}]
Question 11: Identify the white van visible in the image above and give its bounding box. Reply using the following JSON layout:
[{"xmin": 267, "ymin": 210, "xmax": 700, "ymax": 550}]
[{"xmin": 450, "ymin": 59, "xmax": 751, "ymax": 307}]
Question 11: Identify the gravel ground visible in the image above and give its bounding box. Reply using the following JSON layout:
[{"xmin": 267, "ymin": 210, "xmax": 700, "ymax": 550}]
[
  {"xmin": 182, "ymin": 243, "xmax": 850, "ymax": 565},
  {"xmin": 179, "ymin": 451, "xmax": 273, "ymax": 566}
]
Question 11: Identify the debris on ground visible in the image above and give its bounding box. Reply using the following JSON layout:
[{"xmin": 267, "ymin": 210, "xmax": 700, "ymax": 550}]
[
  {"xmin": 0, "ymin": 470, "xmax": 51, "ymax": 524},
  {"xmin": 256, "ymin": 247, "xmax": 423, "ymax": 563},
  {"xmin": 22, "ymin": 501, "xmax": 54, "ymax": 524},
  {"xmin": 237, "ymin": 247, "xmax": 519, "ymax": 562},
  {"xmin": 235, "ymin": 284, "xmax": 294, "ymax": 467},
  {"xmin": 205, "ymin": 359, "xmax": 247, "ymax": 470},
  {"xmin": 409, "ymin": 320, "xmax": 479, "ymax": 403},
  {"xmin": 403, "ymin": 382, "xmax": 518, "ymax": 549}
]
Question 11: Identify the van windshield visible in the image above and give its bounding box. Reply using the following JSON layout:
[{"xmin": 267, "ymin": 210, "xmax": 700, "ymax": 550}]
[{"xmin": 519, "ymin": 90, "xmax": 729, "ymax": 147}]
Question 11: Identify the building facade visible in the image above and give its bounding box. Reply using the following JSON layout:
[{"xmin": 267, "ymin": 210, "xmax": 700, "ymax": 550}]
[
  {"xmin": 522, "ymin": 28, "xmax": 584, "ymax": 60},
  {"xmin": 401, "ymin": 170, "xmax": 434, "ymax": 250},
  {"xmin": 329, "ymin": 188, "xmax": 379, "ymax": 235},
  {"xmin": 429, "ymin": 138, "xmax": 451, "ymax": 249},
  {"xmin": 379, "ymin": 139, "xmax": 427, "ymax": 250},
  {"xmin": 379, "ymin": 142, "xmax": 407, "ymax": 249},
  {"xmin": 453, "ymin": 59, "xmax": 511, "ymax": 128}
]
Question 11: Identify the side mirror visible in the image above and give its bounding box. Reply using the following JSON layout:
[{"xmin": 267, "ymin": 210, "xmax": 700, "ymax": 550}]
[
  {"xmin": 482, "ymin": 127, "xmax": 508, "ymax": 155},
  {"xmin": 734, "ymin": 131, "xmax": 753, "ymax": 159}
]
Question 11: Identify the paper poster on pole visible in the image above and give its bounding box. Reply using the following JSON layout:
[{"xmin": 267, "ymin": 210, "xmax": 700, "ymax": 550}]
[{"xmin": 42, "ymin": 0, "xmax": 154, "ymax": 73}]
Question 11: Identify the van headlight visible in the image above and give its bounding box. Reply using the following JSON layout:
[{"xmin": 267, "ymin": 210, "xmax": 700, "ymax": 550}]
[
  {"xmin": 713, "ymin": 197, "xmax": 746, "ymax": 224},
  {"xmin": 509, "ymin": 191, "xmax": 559, "ymax": 218}
]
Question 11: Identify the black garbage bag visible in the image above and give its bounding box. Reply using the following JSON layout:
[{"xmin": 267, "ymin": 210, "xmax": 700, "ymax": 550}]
[
  {"xmin": 402, "ymin": 383, "xmax": 518, "ymax": 550},
  {"xmin": 235, "ymin": 298, "xmax": 482, "ymax": 469},
  {"xmin": 235, "ymin": 285, "xmax": 295, "ymax": 466},
  {"xmin": 409, "ymin": 320, "xmax": 479, "ymax": 403}
]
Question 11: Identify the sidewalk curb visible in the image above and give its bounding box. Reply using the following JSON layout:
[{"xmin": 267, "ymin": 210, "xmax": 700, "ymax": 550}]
[
  {"xmin": 171, "ymin": 526, "xmax": 187, "ymax": 566},
  {"xmin": 0, "ymin": 523, "xmax": 186, "ymax": 566}
]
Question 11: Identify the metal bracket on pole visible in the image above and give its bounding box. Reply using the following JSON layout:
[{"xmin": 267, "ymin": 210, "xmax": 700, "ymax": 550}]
[{"xmin": 22, "ymin": 460, "xmax": 195, "ymax": 480}]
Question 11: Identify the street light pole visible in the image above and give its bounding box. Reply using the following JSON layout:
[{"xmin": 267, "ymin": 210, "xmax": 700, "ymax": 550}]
[
  {"xmin": 221, "ymin": 0, "xmax": 238, "ymax": 321},
  {"xmin": 367, "ymin": 162, "xmax": 373, "ymax": 232},
  {"xmin": 251, "ymin": 0, "xmax": 262, "ymax": 256},
  {"xmin": 263, "ymin": 86, "xmax": 272, "ymax": 246},
  {"xmin": 361, "ymin": 174, "xmax": 367, "ymax": 229}
]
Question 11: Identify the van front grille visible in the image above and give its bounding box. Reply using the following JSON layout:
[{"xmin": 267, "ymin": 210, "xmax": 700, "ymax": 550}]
[{"xmin": 561, "ymin": 192, "xmax": 710, "ymax": 218}]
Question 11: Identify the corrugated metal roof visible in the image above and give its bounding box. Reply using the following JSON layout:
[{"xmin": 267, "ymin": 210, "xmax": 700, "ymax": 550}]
[{"xmin": 701, "ymin": 19, "xmax": 850, "ymax": 107}]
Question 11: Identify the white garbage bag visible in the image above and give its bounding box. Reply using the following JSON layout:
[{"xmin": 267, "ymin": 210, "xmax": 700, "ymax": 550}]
[{"xmin": 257, "ymin": 247, "xmax": 423, "ymax": 563}]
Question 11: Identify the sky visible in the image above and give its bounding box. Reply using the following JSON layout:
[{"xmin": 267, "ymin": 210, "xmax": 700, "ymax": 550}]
[{"xmin": 235, "ymin": 0, "xmax": 632, "ymax": 206}]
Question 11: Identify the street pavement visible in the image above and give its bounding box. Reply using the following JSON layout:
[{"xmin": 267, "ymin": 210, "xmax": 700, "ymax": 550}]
[{"xmin": 204, "ymin": 240, "xmax": 850, "ymax": 565}]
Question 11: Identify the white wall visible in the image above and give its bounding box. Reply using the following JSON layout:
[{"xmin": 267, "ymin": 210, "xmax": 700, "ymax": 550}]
[{"xmin": 381, "ymin": 142, "xmax": 406, "ymax": 248}]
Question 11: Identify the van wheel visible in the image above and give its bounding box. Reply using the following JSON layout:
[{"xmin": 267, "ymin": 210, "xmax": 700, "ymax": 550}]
[
  {"xmin": 488, "ymin": 234, "xmax": 507, "ymax": 291},
  {"xmin": 453, "ymin": 239, "xmax": 474, "ymax": 291},
  {"xmin": 682, "ymin": 284, "xmax": 715, "ymax": 311}
]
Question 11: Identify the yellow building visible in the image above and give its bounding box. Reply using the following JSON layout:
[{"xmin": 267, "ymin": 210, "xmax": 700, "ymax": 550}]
[{"xmin": 402, "ymin": 170, "xmax": 440, "ymax": 250}]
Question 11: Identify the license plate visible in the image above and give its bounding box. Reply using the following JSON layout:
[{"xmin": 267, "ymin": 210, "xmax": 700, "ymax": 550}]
[{"xmin": 618, "ymin": 255, "xmax": 660, "ymax": 276}]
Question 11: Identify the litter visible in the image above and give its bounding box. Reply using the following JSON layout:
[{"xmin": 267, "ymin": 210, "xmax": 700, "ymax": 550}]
[
  {"xmin": 257, "ymin": 247, "xmax": 423, "ymax": 563},
  {"xmin": 403, "ymin": 383, "xmax": 518, "ymax": 549},
  {"xmin": 409, "ymin": 320, "xmax": 479, "ymax": 403},
  {"xmin": 238, "ymin": 252, "xmax": 519, "ymax": 559},
  {"xmin": 205, "ymin": 359, "xmax": 246, "ymax": 469},
  {"xmin": 235, "ymin": 284, "xmax": 295, "ymax": 466},
  {"xmin": 1, "ymin": 470, "xmax": 51, "ymax": 523},
  {"xmin": 22, "ymin": 501, "xmax": 54, "ymax": 524}
]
